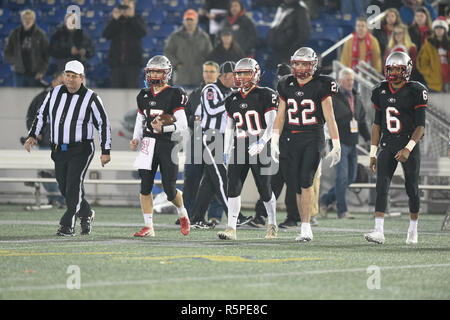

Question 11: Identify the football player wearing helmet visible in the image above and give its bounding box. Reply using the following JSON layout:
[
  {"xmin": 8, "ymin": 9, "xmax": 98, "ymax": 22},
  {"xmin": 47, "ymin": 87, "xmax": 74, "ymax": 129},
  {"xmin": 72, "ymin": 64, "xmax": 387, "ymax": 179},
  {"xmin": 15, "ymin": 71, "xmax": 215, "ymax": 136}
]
[
  {"xmin": 272, "ymin": 47, "xmax": 341, "ymax": 242},
  {"xmin": 365, "ymin": 51, "xmax": 427, "ymax": 245},
  {"xmin": 131, "ymin": 55, "xmax": 191, "ymax": 237},
  {"xmin": 217, "ymin": 58, "xmax": 278, "ymax": 240}
]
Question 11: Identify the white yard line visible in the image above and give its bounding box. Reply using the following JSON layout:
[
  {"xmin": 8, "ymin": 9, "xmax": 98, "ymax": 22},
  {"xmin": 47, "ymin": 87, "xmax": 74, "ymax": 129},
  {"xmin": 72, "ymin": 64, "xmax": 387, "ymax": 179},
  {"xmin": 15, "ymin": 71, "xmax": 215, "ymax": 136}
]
[{"xmin": 0, "ymin": 263, "xmax": 449, "ymax": 293}]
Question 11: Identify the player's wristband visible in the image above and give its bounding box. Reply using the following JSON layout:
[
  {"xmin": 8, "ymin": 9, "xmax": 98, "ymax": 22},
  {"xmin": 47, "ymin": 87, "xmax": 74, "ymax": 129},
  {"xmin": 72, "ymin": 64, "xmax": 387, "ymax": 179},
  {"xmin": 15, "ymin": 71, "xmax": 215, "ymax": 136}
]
[
  {"xmin": 370, "ymin": 145, "xmax": 378, "ymax": 158},
  {"xmin": 405, "ymin": 140, "xmax": 416, "ymax": 152},
  {"xmin": 162, "ymin": 124, "xmax": 176, "ymax": 133}
]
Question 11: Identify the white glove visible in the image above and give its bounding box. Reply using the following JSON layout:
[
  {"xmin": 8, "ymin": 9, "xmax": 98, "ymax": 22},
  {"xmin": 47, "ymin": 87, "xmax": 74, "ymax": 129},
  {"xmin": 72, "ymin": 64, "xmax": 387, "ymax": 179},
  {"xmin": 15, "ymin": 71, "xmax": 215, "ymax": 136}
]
[
  {"xmin": 325, "ymin": 139, "xmax": 341, "ymax": 167},
  {"xmin": 248, "ymin": 138, "xmax": 267, "ymax": 156},
  {"xmin": 271, "ymin": 133, "xmax": 280, "ymax": 163}
]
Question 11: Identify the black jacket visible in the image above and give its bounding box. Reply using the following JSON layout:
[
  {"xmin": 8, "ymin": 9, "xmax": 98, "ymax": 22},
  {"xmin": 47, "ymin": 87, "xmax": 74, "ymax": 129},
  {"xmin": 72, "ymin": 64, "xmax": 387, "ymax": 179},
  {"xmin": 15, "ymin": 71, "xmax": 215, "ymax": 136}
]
[
  {"xmin": 102, "ymin": 14, "xmax": 147, "ymax": 67},
  {"xmin": 332, "ymin": 90, "xmax": 371, "ymax": 146},
  {"xmin": 220, "ymin": 12, "xmax": 258, "ymax": 56},
  {"xmin": 268, "ymin": 1, "xmax": 311, "ymax": 64},
  {"xmin": 26, "ymin": 88, "xmax": 51, "ymax": 147},
  {"xmin": 49, "ymin": 26, "xmax": 94, "ymax": 72},
  {"xmin": 206, "ymin": 42, "xmax": 245, "ymax": 66}
]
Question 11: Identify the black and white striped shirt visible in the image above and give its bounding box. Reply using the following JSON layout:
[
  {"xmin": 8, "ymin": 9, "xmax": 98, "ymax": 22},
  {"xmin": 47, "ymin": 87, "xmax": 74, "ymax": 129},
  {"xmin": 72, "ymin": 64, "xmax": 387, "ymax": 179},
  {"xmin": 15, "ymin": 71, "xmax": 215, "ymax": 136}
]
[
  {"xmin": 199, "ymin": 80, "xmax": 232, "ymax": 134},
  {"xmin": 28, "ymin": 84, "xmax": 111, "ymax": 154}
]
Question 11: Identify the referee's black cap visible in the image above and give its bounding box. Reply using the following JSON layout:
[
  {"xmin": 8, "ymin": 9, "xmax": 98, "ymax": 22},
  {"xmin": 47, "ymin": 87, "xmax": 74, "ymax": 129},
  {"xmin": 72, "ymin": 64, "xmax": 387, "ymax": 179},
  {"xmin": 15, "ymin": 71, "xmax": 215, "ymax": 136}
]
[{"xmin": 219, "ymin": 61, "xmax": 236, "ymax": 75}]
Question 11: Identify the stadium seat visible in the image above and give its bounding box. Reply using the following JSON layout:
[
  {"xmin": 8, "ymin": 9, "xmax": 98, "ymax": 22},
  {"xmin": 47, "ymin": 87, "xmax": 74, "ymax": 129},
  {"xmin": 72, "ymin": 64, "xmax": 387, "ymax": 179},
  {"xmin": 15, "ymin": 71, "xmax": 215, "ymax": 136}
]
[
  {"xmin": 152, "ymin": 24, "xmax": 176, "ymax": 39},
  {"xmin": 46, "ymin": 9, "xmax": 67, "ymax": 26},
  {"xmin": 0, "ymin": 22, "xmax": 15, "ymax": 37},
  {"xmin": 82, "ymin": 10, "xmax": 103, "ymax": 25},
  {"xmin": 4, "ymin": 0, "xmax": 33, "ymax": 11},
  {"xmin": 86, "ymin": 22, "xmax": 105, "ymax": 40},
  {"xmin": 147, "ymin": 9, "xmax": 167, "ymax": 26},
  {"xmin": 310, "ymin": 26, "xmax": 343, "ymax": 42},
  {"xmin": 96, "ymin": 38, "xmax": 110, "ymax": 52},
  {"xmin": 136, "ymin": 0, "xmax": 156, "ymax": 12},
  {"xmin": 256, "ymin": 24, "xmax": 270, "ymax": 41},
  {"xmin": 0, "ymin": 9, "xmax": 10, "ymax": 23},
  {"xmin": 249, "ymin": 10, "xmax": 263, "ymax": 24},
  {"xmin": 165, "ymin": 11, "xmax": 183, "ymax": 25},
  {"xmin": 142, "ymin": 35, "xmax": 158, "ymax": 52}
]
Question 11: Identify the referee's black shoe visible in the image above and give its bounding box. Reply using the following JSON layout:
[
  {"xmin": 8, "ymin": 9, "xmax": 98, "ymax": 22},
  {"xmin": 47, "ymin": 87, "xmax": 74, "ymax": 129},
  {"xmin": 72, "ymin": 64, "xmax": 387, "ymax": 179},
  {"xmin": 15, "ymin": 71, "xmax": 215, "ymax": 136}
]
[
  {"xmin": 80, "ymin": 210, "xmax": 95, "ymax": 235},
  {"xmin": 56, "ymin": 226, "xmax": 75, "ymax": 236}
]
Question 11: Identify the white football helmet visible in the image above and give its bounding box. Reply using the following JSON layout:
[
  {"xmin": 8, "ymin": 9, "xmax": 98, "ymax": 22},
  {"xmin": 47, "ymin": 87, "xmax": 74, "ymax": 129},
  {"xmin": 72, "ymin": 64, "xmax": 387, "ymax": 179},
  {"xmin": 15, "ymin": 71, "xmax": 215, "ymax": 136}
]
[
  {"xmin": 145, "ymin": 55, "xmax": 172, "ymax": 86},
  {"xmin": 233, "ymin": 58, "xmax": 261, "ymax": 89},
  {"xmin": 384, "ymin": 51, "xmax": 412, "ymax": 83},
  {"xmin": 290, "ymin": 47, "xmax": 318, "ymax": 80}
]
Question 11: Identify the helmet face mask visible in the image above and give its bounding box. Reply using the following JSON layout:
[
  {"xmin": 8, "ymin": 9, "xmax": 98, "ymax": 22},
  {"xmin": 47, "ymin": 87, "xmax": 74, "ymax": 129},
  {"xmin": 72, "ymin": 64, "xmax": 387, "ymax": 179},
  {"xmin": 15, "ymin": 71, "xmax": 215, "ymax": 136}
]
[
  {"xmin": 233, "ymin": 58, "xmax": 260, "ymax": 89},
  {"xmin": 384, "ymin": 51, "xmax": 412, "ymax": 84},
  {"xmin": 145, "ymin": 55, "xmax": 172, "ymax": 86},
  {"xmin": 291, "ymin": 47, "xmax": 318, "ymax": 80}
]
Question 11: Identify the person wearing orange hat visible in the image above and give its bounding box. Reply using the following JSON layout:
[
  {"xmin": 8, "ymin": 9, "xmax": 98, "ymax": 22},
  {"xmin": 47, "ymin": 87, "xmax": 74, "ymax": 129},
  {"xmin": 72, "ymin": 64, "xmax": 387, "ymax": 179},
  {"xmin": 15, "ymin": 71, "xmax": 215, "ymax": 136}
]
[{"xmin": 164, "ymin": 9, "xmax": 213, "ymax": 87}]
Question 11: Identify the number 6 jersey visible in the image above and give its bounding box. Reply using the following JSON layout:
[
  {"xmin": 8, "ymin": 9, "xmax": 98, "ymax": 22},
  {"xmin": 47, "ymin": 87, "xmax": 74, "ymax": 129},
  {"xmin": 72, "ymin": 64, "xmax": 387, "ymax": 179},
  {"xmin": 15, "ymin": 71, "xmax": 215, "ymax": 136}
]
[
  {"xmin": 277, "ymin": 74, "xmax": 338, "ymax": 133},
  {"xmin": 371, "ymin": 80, "xmax": 427, "ymax": 146}
]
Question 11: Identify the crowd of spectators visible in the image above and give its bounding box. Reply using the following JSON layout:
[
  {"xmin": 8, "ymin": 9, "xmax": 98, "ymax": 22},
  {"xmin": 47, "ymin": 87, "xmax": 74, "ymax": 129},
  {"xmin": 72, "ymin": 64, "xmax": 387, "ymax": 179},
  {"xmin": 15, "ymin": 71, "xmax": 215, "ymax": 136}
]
[{"xmin": 2, "ymin": 0, "xmax": 449, "ymax": 92}]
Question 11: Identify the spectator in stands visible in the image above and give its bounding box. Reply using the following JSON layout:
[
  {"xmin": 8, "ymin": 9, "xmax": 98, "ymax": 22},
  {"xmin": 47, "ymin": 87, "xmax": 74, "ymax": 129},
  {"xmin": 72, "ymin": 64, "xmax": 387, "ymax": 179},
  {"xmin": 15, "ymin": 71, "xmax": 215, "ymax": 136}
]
[
  {"xmin": 206, "ymin": 28, "xmax": 245, "ymax": 65},
  {"xmin": 340, "ymin": 15, "xmax": 382, "ymax": 73},
  {"xmin": 164, "ymin": 9, "xmax": 213, "ymax": 88},
  {"xmin": 219, "ymin": 0, "xmax": 258, "ymax": 58},
  {"xmin": 3, "ymin": 9, "xmax": 49, "ymax": 87},
  {"xmin": 102, "ymin": 0, "xmax": 147, "ymax": 88},
  {"xmin": 340, "ymin": 0, "xmax": 371, "ymax": 16},
  {"xmin": 319, "ymin": 67, "xmax": 371, "ymax": 219},
  {"xmin": 198, "ymin": 0, "xmax": 229, "ymax": 42},
  {"xmin": 183, "ymin": 60, "xmax": 223, "ymax": 225},
  {"xmin": 399, "ymin": 0, "xmax": 437, "ymax": 25},
  {"xmin": 384, "ymin": 23, "xmax": 418, "ymax": 69},
  {"xmin": 408, "ymin": 6, "xmax": 432, "ymax": 52},
  {"xmin": 417, "ymin": 17, "xmax": 450, "ymax": 92},
  {"xmin": 25, "ymin": 72, "xmax": 66, "ymax": 208},
  {"xmin": 373, "ymin": 8, "xmax": 404, "ymax": 62},
  {"xmin": 268, "ymin": 0, "xmax": 311, "ymax": 66},
  {"xmin": 49, "ymin": 12, "xmax": 95, "ymax": 73},
  {"xmin": 369, "ymin": 0, "xmax": 403, "ymax": 11}
]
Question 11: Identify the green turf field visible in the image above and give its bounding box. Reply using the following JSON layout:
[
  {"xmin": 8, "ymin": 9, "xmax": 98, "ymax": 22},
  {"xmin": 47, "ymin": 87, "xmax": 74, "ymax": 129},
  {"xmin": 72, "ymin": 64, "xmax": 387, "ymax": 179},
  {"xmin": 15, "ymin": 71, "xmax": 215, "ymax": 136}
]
[{"xmin": 0, "ymin": 204, "xmax": 449, "ymax": 300}]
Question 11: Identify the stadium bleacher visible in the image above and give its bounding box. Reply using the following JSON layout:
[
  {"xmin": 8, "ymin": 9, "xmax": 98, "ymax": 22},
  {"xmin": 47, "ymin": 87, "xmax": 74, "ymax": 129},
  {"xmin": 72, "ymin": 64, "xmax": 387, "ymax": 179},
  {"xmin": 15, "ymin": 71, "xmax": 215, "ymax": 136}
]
[{"xmin": 0, "ymin": 0, "xmax": 362, "ymax": 88}]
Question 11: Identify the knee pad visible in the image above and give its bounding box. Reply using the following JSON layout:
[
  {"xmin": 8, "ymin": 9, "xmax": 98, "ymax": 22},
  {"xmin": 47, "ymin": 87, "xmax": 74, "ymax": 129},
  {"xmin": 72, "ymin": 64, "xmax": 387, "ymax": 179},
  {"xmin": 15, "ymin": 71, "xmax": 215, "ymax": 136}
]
[{"xmin": 139, "ymin": 170, "xmax": 154, "ymax": 196}]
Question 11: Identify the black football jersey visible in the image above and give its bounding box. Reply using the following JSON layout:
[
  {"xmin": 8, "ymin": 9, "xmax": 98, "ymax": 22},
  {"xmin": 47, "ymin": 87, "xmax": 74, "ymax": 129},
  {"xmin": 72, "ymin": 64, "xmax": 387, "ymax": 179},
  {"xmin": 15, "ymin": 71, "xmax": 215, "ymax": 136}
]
[
  {"xmin": 371, "ymin": 81, "xmax": 427, "ymax": 144},
  {"xmin": 136, "ymin": 85, "xmax": 188, "ymax": 141},
  {"xmin": 225, "ymin": 86, "xmax": 278, "ymax": 139},
  {"xmin": 277, "ymin": 74, "xmax": 338, "ymax": 133}
]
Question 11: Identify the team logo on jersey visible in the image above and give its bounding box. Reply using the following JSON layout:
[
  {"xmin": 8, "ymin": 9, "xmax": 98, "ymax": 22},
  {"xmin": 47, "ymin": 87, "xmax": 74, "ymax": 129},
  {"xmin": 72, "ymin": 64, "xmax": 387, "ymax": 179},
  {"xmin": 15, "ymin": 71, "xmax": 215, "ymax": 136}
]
[
  {"xmin": 239, "ymin": 103, "xmax": 248, "ymax": 109},
  {"xmin": 149, "ymin": 101, "xmax": 157, "ymax": 107},
  {"xmin": 295, "ymin": 91, "xmax": 304, "ymax": 97},
  {"xmin": 289, "ymin": 82, "xmax": 294, "ymax": 86},
  {"xmin": 388, "ymin": 97, "xmax": 396, "ymax": 104},
  {"xmin": 381, "ymin": 90, "xmax": 386, "ymax": 94}
]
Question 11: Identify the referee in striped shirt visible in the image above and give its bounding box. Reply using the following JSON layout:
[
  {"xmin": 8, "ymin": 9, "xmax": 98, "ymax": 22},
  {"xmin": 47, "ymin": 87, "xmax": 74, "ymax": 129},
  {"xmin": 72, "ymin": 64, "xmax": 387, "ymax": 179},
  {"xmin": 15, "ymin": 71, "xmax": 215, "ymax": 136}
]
[{"xmin": 25, "ymin": 60, "xmax": 112, "ymax": 236}]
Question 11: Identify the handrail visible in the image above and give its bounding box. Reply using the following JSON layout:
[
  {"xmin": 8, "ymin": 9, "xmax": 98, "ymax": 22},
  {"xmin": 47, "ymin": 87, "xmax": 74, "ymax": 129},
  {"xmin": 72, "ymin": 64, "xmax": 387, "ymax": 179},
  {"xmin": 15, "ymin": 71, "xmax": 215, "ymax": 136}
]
[{"xmin": 321, "ymin": 11, "xmax": 386, "ymax": 59}]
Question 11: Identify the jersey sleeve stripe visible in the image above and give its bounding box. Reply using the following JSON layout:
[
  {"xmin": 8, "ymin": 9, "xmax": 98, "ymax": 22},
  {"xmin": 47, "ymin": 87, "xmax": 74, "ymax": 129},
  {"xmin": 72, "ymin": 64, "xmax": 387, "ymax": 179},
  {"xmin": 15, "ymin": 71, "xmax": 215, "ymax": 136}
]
[
  {"xmin": 173, "ymin": 106, "xmax": 185, "ymax": 113},
  {"xmin": 321, "ymin": 94, "xmax": 332, "ymax": 102},
  {"xmin": 373, "ymin": 104, "xmax": 381, "ymax": 111},
  {"xmin": 414, "ymin": 104, "xmax": 427, "ymax": 109},
  {"xmin": 226, "ymin": 112, "xmax": 232, "ymax": 118},
  {"xmin": 279, "ymin": 95, "xmax": 286, "ymax": 102},
  {"xmin": 265, "ymin": 107, "xmax": 277, "ymax": 113}
]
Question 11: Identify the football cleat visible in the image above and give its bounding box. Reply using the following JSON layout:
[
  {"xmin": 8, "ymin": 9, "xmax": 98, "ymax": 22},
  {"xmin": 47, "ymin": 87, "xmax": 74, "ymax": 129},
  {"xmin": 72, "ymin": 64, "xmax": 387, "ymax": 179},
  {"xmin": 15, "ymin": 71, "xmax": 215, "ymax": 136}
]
[
  {"xmin": 134, "ymin": 226, "xmax": 155, "ymax": 237},
  {"xmin": 265, "ymin": 224, "xmax": 278, "ymax": 239},
  {"xmin": 406, "ymin": 230, "xmax": 418, "ymax": 244},
  {"xmin": 236, "ymin": 214, "xmax": 253, "ymax": 227},
  {"xmin": 179, "ymin": 216, "xmax": 190, "ymax": 236},
  {"xmin": 295, "ymin": 231, "xmax": 313, "ymax": 242},
  {"xmin": 80, "ymin": 210, "xmax": 95, "ymax": 235},
  {"xmin": 217, "ymin": 227, "xmax": 237, "ymax": 240},
  {"xmin": 278, "ymin": 218, "xmax": 298, "ymax": 229},
  {"xmin": 364, "ymin": 231, "xmax": 385, "ymax": 244},
  {"xmin": 56, "ymin": 226, "xmax": 75, "ymax": 236},
  {"xmin": 192, "ymin": 220, "xmax": 215, "ymax": 229}
]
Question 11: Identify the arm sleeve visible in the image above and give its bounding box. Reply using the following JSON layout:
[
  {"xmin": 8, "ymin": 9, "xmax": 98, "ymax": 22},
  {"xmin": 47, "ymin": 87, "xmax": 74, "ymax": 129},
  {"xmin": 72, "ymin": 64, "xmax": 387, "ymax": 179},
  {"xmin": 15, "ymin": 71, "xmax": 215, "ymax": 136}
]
[
  {"xmin": 374, "ymin": 108, "xmax": 382, "ymax": 126},
  {"xmin": 28, "ymin": 91, "xmax": 51, "ymax": 139},
  {"xmin": 260, "ymin": 109, "xmax": 277, "ymax": 143},
  {"xmin": 162, "ymin": 108, "xmax": 188, "ymax": 133},
  {"xmin": 413, "ymin": 85, "xmax": 427, "ymax": 127},
  {"xmin": 224, "ymin": 115, "xmax": 236, "ymax": 155},
  {"xmin": 319, "ymin": 77, "xmax": 338, "ymax": 101},
  {"xmin": 90, "ymin": 94, "xmax": 112, "ymax": 155},
  {"xmin": 133, "ymin": 111, "xmax": 145, "ymax": 141}
]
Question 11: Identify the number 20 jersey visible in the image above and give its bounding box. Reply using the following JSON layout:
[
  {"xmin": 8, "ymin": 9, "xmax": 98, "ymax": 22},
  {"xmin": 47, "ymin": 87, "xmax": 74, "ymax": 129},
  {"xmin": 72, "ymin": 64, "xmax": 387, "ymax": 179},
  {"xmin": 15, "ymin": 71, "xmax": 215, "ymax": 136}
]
[
  {"xmin": 277, "ymin": 74, "xmax": 338, "ymax": 133},
  {"xmin": 371, "ymin": 80, "xmax": 427, "ymax": 145}
]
